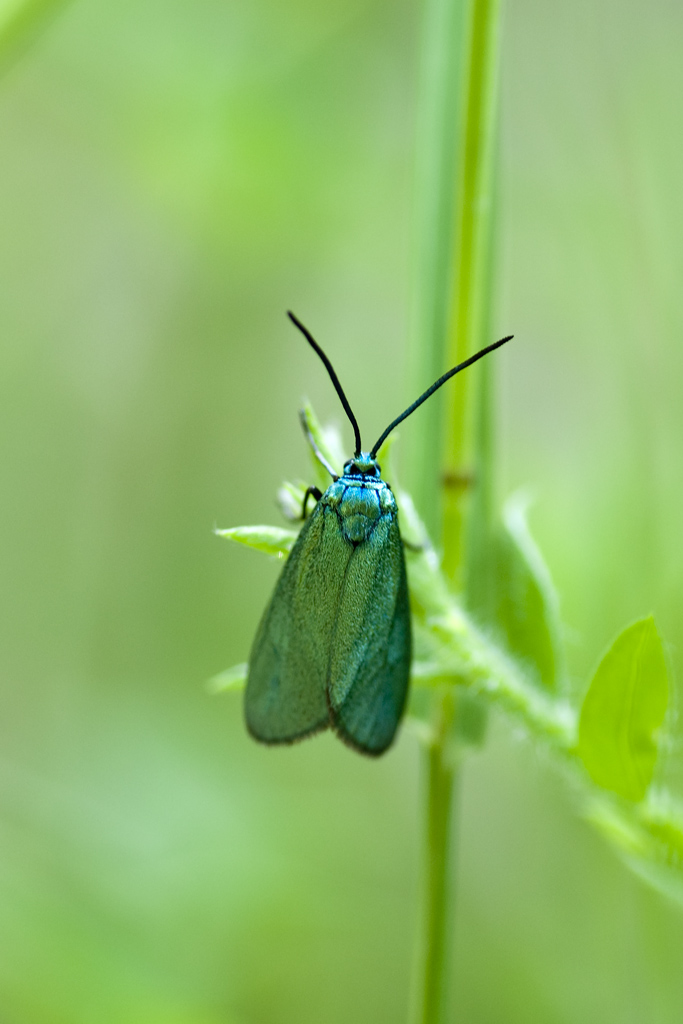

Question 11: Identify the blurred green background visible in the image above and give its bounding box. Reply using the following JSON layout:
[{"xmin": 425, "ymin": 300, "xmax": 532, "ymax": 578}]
[{"xmin": 1, "ymin": 0, "xmax": 683, "ymax": 1020}]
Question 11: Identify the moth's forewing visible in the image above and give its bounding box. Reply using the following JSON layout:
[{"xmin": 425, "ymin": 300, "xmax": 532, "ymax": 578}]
[
  {"xmin": 327, "ymin": 513, "xmax": 411, "ymax": 755},
  {"xmin": 245, "ymin": 502, "xmax": 352, "ymax": 744}
]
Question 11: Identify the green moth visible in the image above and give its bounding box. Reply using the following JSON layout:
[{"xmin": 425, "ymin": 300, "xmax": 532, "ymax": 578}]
[{"xmin": 246, "ymin": 313, "xmax": 512, "ymax": 756}]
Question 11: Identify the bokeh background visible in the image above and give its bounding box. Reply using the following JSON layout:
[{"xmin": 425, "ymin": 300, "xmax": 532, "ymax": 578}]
[{"xmin": 1, "ymin": 0, "xmax": 683, "ymax": 1020}]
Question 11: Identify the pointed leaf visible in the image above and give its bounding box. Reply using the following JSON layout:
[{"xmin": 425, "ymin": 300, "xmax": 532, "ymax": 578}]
[
  {"xmin": 494, "ymin": 495, "xmax": 563, "ymax": 691},
  {"xmin": 207, "ymin": 663, "xmax": 247, "ymax": 694},
  {"xmin": 301, "ymin": 403, "xmax": 344, "ymax": 487},
  {"xmin": 215, "ymin": 525, "xmax": 297, "ymax": 559},
  {"xmin": 276, "ymin": 480, "xmax": 308, "ymax": 522},
  {"xmin": 578, "ymin": 617, "xmax": 669, "ymax": 801},
  {"xmin": 374, "ymin": 430, "xmax": 399, "ymax": 490}
]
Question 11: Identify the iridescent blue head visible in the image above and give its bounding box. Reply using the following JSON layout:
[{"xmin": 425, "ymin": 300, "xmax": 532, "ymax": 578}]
[
  {"xmin": 343, "ymin": 453, "xmax": 381, "ymax": 479},
  {"xmin": 287, "ymin": 311, "xmax": 512, "ymax": 472}
]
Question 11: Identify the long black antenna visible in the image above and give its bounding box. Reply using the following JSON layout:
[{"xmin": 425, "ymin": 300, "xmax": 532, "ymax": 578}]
[
  {"xmin": 370, "ymin": 334, "xmax": 513, "ymax": 457},
  {"xmin": 287, "ymin": 311, "xmax": 362, "ymax": 456}
]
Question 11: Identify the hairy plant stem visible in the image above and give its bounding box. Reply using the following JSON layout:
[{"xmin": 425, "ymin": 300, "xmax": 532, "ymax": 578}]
[{"xmin": 410, "ymin": 0, "xmax": 504, "ymax": 1021}]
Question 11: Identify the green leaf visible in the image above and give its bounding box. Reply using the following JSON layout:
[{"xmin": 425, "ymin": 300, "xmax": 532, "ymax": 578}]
[
  {"xmin": 207, "ymin": 662, "xmax": 247, "ymax": 694},
  {"xmin": 276, "ymin": 480, "xmax": 307, "ymax": 522},
  {"xmin": 578, "ymin": 616, "xmax": 669, "ymax": 802},
  {"xmin": 215, "ymin": 525, "xmax": 297, "ymax": 559},
  {"xmin": 374, "ymin": 430, "xmax": 399, "ymax": 489},
  {"xmin": 301, "ymin": 402, "xmax": 344, "ymax": 488},
  {"xmin": 494, "ymin": 494, "xmax": 563, "ymax": 692},
  {"xmin": 467, "ymin": 493, "xmax": 562, "ymax": 691}
]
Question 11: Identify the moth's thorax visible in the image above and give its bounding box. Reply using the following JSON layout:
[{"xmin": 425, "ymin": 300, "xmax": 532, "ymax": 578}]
[{"xmin": 326, "ymin": 454, "xmax": 396, "ymax": 545}]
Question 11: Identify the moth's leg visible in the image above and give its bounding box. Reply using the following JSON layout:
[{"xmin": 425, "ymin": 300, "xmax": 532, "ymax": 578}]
[
  {"xmin": 299, "ymin": 410, "xmax": 338, "ymax": 481},
  {"xmin": 301, "ymin": 486, "xmax": 323, "ymax": 520}
]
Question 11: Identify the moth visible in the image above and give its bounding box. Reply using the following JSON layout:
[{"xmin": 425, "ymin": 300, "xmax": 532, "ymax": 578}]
[{"xmin": 245, "ymin": 313, "xmax": 512, "ymax": 755}]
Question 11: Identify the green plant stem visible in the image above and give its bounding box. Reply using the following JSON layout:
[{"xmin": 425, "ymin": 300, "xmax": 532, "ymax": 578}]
[
  {"xmin": 408, "ymin": 0, "xmax": 467, "ymax": 540},
  {"xmin": 442, "ymin": 0, "xmax": 503, "ymax": 585},
  {"xmin": 410, "ymin": 0, "xmax": 505, "ymax": 1021},
  {"xmin": 408, "ymin": 0, "xmax": 464, "ymax": 1014},
  {"xmin": 414, "ymin": 691, "xmax": 458, "ymax": 1024}
]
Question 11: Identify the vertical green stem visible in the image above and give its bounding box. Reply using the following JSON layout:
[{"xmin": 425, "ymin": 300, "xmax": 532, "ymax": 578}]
[
  {"xmin": 409, "ymin": 0, "xmax": 504, "ymax": 1022},
  {"xmin": 408, "ymin": 0, "xmax": 467, "ymax": 540},
  {"xmin": 442, "ymin": 0, "xmax": 503, "ymax": 584},
  {"xmin": 412, "ymin": 691, "xmax": 458, "ymax": 1024}
]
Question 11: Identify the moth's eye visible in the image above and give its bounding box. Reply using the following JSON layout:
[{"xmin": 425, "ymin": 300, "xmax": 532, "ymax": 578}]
[{"xmin": 347, "ymin": 464, "xmax": 359, "ymax": 475}]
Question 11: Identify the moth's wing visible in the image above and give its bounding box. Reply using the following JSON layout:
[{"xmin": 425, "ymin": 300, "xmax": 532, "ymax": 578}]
[
  {"xmin": 245, "ymin": 501, "xmax": 352, "ymax": 744},
  {"xmin": 327, "ymin": 514, "xmax": 411, "ymax": 755}
]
